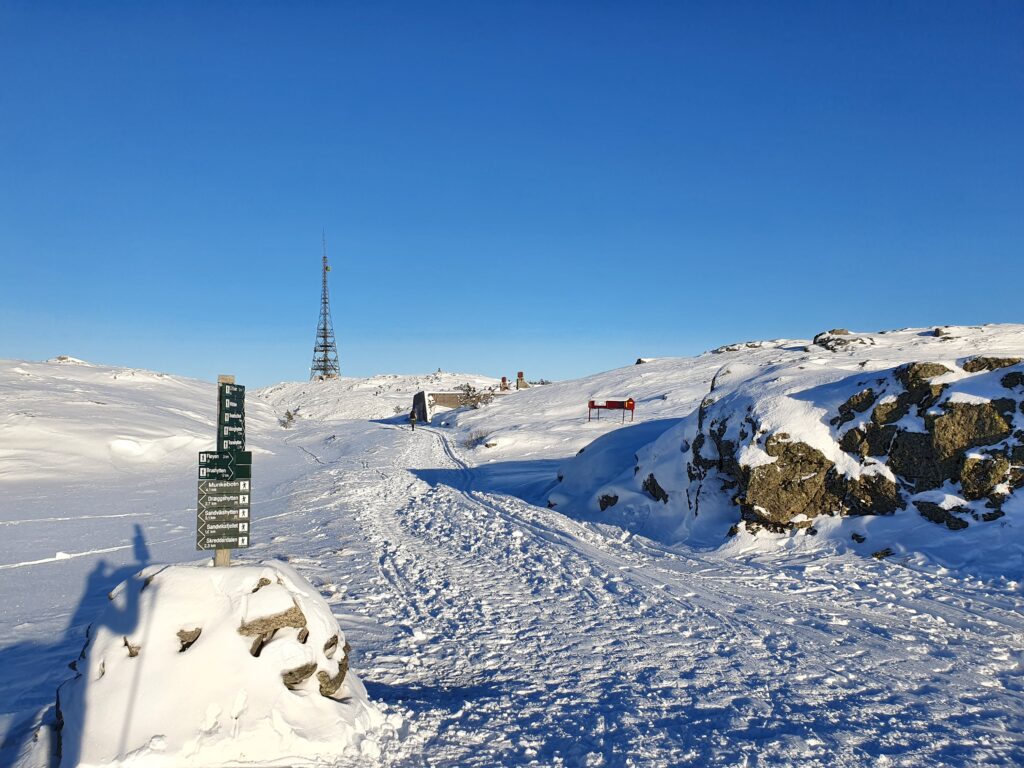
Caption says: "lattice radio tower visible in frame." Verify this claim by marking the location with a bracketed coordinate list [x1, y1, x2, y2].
[310, 233, 341, 380]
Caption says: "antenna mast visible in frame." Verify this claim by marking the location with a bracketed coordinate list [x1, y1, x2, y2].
[310, 232, 341, 380]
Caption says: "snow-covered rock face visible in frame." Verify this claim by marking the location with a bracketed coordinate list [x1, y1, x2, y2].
[548, 326, 1024, 577]
[56, 562, 387, 767]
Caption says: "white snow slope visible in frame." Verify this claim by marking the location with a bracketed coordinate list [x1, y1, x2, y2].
[2, 336, 1023, 767]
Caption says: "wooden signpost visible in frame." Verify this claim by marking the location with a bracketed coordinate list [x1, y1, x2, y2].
[197, 375, 251, 566]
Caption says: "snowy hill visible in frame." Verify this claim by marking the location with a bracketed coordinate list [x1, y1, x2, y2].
[0, 357, 217, 484]
[448, 325, 1024, 578]
[257, 371, 500, 422]
[2, 342, 1024, 766]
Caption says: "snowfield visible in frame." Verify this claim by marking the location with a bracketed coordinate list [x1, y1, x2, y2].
[2, 330, 1023, 767]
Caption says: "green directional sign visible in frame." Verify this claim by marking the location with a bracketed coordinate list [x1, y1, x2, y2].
[197, 519, 250, 537]
[198, 450, 251, 480]
[221, 409, 244, 424]
[221, 435, 245, 451]
[198, 479, 249, 494]
[199, 451, 252, 468]
[219, 383, 245, 401]
[197, 532, 250, 550]
[198, 509, 249, 523]
[201, 378, 251, 554]
[217, 384, 245, 452]
[199, 492, 249, 510]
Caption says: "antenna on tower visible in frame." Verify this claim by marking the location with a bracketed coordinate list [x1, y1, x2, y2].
[310, 233, 341, 380]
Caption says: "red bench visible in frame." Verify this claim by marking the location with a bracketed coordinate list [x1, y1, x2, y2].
[588, 398, 636, 423]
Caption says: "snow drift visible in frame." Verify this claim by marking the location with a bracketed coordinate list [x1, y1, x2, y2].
[56, 561, 388, 767]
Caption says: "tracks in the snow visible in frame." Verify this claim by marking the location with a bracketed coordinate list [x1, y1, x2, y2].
[265, 420, 1024, 767]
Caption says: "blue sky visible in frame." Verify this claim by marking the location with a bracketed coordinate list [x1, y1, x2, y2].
[2, 2, 1022, 386]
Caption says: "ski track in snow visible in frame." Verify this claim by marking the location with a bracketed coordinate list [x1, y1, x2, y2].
[241, 421, 1024, 768]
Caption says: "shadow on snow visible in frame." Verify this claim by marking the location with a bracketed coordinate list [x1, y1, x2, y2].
[0, 525, 150, 768]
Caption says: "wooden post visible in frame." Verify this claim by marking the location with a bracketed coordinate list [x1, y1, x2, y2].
[214, 374, 235, 568]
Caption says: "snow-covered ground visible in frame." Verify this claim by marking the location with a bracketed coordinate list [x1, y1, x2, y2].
[2, 336, 1023, 766]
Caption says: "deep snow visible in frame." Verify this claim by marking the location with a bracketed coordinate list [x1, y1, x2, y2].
[1, 335, 1023, 766]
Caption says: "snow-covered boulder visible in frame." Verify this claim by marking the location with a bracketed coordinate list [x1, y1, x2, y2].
[57, 561, 387, 767]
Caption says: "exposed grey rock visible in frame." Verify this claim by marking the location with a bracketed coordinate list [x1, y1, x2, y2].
[237, 603, 307, 637]
[599, 494, 619, 511]
[931, 403, 1012, 465]
[324, 634, 339, 659]
[888, 431, 945, 491]
[843, 473, 902, 516]
[895, 362, 950, 411]
[741, 436, 842, 527]
[317, 642, 351, 697]
[834, 388, 876, 427]
[643, 474, 669, 503]
[960, 455, 1010, 500]
[122, 637, 140, 658]
[281, 662, 317, 690]
[812, 331, 870, 352]
[177, 628, 201, 653]
[1001, 371, 1024, 390]
[872, 398, 910, 426]
[962, 356, 1021, 373]
[915, 501, 969, 531]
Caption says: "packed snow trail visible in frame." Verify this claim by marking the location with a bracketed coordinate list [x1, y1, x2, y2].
[244, 419, 1024, 767]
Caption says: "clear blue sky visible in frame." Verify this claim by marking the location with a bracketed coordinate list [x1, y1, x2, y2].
[2, 2, 1022, 386]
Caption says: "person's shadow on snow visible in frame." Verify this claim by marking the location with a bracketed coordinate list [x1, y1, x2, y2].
[0, 524, 150, 768]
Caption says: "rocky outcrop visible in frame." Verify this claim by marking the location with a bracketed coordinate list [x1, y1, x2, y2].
[685, 360, 1023, 535]
[962, 356, 1021, 373]
[811, 330, 873, 352]
[643, 474, 669, 503]
[738, 434, 902, 530]
[960, 455, 1010, 500]
[833, 388, 876, 427]
[915, 501, 969, 531]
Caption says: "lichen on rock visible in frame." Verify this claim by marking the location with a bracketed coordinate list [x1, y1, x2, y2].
[960, 455, 1010, 501]
[962, 356, 1021, 373]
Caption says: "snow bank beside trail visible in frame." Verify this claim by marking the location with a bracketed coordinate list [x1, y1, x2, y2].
[57, 561, 393, 767]
[0, 359, 278, 484]
[257, 371, 499, 423]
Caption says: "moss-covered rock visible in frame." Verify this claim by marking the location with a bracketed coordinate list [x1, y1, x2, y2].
[962, 356, 1021, 373]
[888, 431, 945, 491]
[843, 473, 902, 516]
[896, 362, 952, 387]
[960, 455, 1010, 500]
[741, 436, 843, 527]
[834, 388, 876, 427]
[872, 397, 911, 426]
[895, 362, 950, 411]
[931, 402, 1012, 464]
[840, 423, 898, 457]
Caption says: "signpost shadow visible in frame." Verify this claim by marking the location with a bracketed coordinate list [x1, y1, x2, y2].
[0, 525, 151, 768]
